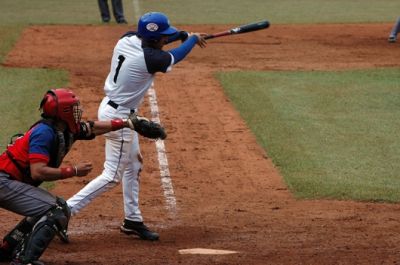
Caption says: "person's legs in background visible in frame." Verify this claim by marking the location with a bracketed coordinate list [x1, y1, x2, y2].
[111, 0, 127, 24]
[98, 0, 111, 23]
[389, 17, 400, 43]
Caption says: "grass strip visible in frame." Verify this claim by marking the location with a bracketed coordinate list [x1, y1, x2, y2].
[217, 69, 400, 202]
[0, 67, 69, 151]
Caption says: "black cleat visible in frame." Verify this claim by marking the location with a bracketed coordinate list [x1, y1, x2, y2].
[120, 220, 159, 241]
[0, 245, 12, 262]
[117, 19, 128, 24]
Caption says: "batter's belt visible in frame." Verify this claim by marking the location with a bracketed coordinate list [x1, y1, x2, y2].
[107, 100, 135, 114]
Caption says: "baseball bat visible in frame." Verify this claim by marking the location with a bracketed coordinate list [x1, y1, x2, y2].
[204, 20, 270, 40]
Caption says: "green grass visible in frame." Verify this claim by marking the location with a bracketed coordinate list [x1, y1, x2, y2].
[0, 0, 136, 25]
[217, 69, 400, 202]
[0, 68, 69, 151]
[139, 0, 400, 24]
[0, 2, 71, 150]
[0, 0, 399, 26]
[0, 25, 24, 62]
[0, 25, 69, 151]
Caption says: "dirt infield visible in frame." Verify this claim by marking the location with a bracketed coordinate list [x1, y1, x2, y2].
[1, 24, 400, 265]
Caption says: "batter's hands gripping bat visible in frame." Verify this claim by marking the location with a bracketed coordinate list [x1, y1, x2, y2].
[204, 20, 270, 40]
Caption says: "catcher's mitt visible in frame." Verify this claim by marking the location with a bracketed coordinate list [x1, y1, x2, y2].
[127, 113, 167, 140]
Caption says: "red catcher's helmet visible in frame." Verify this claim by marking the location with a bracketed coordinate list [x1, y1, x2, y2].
[39, 89, 82, 133]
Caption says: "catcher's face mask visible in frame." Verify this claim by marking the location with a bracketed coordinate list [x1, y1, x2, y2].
[73, 102, 83, 125]
[40, 88, 82, 133]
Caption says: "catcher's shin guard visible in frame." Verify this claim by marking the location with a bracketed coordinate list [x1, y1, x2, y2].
[0, 217, 36, 262]
[16, 203, 70, 263]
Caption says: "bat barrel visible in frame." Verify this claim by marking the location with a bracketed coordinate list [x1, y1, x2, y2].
[204, 20, 270, 40]
[234, 20, 270, 34]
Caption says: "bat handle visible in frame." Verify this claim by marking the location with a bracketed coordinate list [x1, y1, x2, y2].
[204, 31, 231, 40]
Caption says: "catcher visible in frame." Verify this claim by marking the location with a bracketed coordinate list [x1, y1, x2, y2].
[0, 88, 164, 265]
[67, 11, 206, 241]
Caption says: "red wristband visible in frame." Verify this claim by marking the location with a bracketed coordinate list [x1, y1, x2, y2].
[111, 118, 125, 130]
[60, 166, 75, 179]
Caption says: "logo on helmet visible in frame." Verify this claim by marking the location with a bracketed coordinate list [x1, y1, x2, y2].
[146, 23, 159, 32]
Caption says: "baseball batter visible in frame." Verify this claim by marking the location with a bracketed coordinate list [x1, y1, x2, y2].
[0, 89, 139, 265]
[67, 12, 206, 240]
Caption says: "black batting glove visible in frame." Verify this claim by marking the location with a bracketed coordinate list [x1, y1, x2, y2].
[179, 31, 189, 42]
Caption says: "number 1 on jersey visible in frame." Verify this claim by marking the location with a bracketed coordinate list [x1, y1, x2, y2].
[113, 55, 126, 83]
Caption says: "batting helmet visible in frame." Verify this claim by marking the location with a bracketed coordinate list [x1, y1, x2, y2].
[137, 12, 177, 41]
[40, 89, 82, 133]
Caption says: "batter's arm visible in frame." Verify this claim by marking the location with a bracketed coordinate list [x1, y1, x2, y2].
[168, 33, 206, 64]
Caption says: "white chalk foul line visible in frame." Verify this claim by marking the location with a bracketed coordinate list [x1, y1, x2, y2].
[147, 86, 177, 217]
[179, 248, 239, 255]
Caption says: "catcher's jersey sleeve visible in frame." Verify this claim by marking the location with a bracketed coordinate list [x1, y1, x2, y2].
[0, 124, 54, 180]
[28, 125, 54, 164]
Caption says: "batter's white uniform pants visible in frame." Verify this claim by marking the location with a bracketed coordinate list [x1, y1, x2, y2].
[67, 96, 143, 222]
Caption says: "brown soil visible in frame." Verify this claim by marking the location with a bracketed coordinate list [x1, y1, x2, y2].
[1, 23, 400, 265]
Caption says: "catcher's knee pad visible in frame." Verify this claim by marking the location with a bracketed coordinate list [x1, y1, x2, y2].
[16, 204, 70, 263]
